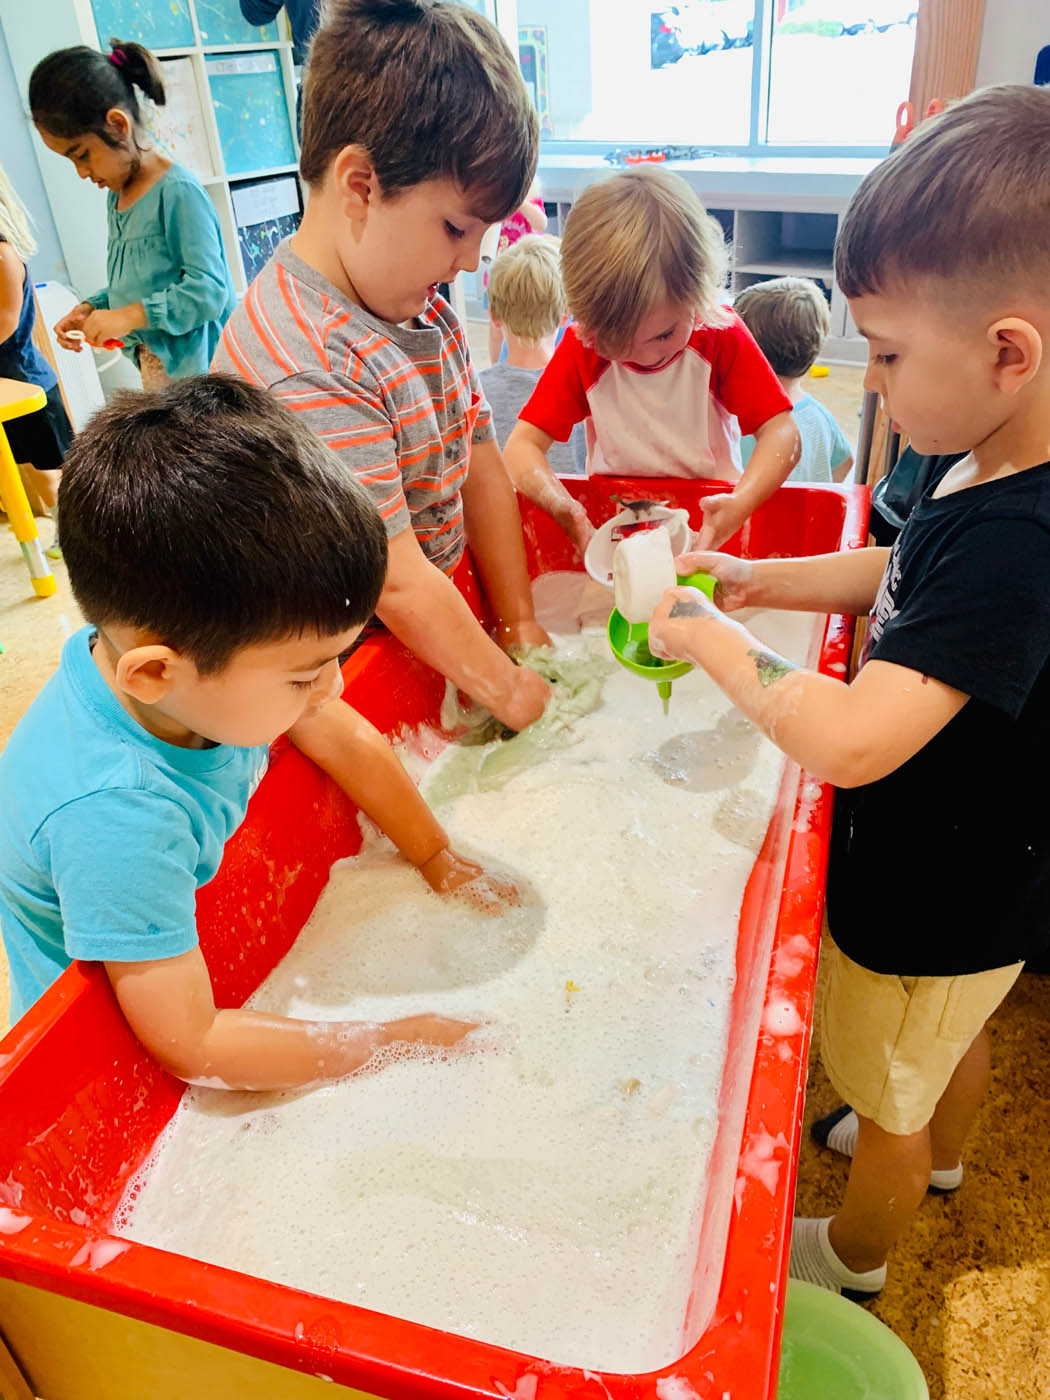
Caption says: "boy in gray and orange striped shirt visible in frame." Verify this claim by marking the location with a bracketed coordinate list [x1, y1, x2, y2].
[214, 0, 551, 734]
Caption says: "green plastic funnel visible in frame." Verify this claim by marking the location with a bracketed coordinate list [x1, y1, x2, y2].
[607, 571, 717, 713]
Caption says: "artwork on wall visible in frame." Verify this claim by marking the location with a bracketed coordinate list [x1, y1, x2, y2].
[206, 52, 296, 176]
[89, 0, 194, 49]
[149, 58, 216, 181]
[231, 174, 302, 284]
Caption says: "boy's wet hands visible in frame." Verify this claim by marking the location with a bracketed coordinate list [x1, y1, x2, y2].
[696, 492, 748, 552]
[418, 847, 521, 915]
[382, 1014, 480, 1050]
[496, 618, 552, 652]
[494, 664, 551, 732]
[673, 550, 753, 612]
[558, 499, 595, 558]
[648, 585, 720, 660]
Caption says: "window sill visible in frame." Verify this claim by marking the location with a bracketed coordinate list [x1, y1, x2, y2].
[537, 152, 881, 205]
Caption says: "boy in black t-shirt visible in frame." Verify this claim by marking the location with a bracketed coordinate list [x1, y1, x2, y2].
[647, 83, 1050, 1298]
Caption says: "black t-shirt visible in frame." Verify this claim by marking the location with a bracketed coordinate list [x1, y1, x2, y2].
[828, 459, 1050, 976]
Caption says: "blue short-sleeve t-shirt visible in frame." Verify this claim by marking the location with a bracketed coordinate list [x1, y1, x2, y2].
[0, 628, 268, 1022]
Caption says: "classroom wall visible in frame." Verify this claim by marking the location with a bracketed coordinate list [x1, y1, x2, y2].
[976, 0, 1049, 85]
[0, 26, 68, 286]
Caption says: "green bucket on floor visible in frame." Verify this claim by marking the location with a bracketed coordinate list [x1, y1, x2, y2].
[777, 1281, 929, 1400]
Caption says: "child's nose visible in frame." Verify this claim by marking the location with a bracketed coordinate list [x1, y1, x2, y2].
[318, 660, 344, 705]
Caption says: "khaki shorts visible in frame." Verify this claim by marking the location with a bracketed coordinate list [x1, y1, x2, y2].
[820, 940, 1023, 1136]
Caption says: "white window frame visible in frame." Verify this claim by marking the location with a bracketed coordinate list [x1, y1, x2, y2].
[495, 0, 907, 158]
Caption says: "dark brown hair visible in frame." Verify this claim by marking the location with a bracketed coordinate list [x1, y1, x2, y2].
[30, 41, 165, 144]
[836, 84, 1050, 301]
[734, 276, 830, 379]
[58, 375, 387, 673]
[300, 0, 538, 222]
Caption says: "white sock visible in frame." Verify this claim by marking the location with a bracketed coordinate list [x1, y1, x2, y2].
[789, 1216, 887, 1296]
[822, 1108, 964, 1192]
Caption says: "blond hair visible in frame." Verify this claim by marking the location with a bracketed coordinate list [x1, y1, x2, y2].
[734, 277, 829, 379]
[560, 166, 729, 357]
[488, 235, 565, 343]
[0, 165, 38, 261]
[836, 83, 1050, 302]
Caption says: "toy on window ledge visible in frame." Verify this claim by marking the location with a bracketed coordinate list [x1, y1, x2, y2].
[604, 145, 714, 166]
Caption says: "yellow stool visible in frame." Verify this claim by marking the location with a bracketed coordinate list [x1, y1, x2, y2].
[0, 377, 57, 599]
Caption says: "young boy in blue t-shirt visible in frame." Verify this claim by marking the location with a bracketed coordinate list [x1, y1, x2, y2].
[649, 83, 1050, 1298]
[735, 276, 854, 484]
[0, 375, 516, 1089]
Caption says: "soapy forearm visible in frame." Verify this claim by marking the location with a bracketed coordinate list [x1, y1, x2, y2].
[189, 1009, 391, 1090]
[107, 949, 476, 1091]
[462, 438, 539, 628]
[504, 423, 585, 536]
[377, 530, 548, 730]
[733, 412, 801, 513]
[288, 700, 448, 869]
[741, 547, 891, 616]
[659, 601, 874, 785]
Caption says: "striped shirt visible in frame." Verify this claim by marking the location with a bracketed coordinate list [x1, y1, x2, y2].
[213, 240, 494, 574]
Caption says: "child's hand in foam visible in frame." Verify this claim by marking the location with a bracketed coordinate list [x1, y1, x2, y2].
[673, 550, 754, 612]
[418, 847, 521, 915]
[496, 618, 553, 653]
[383, 1014, 479, 1050]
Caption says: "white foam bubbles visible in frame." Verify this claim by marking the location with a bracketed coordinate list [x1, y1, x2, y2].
[117, 610, 820, 1372]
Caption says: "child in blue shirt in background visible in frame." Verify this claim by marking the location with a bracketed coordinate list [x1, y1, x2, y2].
[29, 41, 236, 388]
[0, 375, 515, 1088]
[736, 277, 854, 484]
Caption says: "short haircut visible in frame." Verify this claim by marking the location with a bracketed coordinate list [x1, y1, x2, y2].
[560, 166, 729, 358]
[836, 83, 1050, 302]
[301, 0, 538, 224]
[30, 41, 165, 145]
[487, 235, 565, 343]
[734, 277, 830, 379]
[58, 375, 387, 674]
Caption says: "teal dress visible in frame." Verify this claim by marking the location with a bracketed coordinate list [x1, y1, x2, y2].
[85, 163, 236, 379]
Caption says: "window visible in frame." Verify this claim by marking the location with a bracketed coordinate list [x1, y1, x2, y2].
[767, 2, 918, 145]
[499, 0, 918, 155]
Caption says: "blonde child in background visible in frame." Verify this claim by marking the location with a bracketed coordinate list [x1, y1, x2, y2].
[214, 0, 551, 736]
[735, 277, 854, 484]
[480, 235, 584, 475]
[504, 166, 800, 557]
[0, 164, 72, 556]
[486, 175, 547, 365]
[30, 41, 235, 388]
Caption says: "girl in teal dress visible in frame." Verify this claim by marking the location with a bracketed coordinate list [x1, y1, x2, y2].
[29, 40, 235, 387]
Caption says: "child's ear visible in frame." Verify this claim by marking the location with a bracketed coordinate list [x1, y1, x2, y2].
[104, 107, 132, 144]
[989, 316, 1043, 397]
[330, 144, 376, 220]
[114, 645, 183, 707]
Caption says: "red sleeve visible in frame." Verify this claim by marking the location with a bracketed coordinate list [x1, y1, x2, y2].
[701, 312, 792, 435]
[519, 327, 601, 443]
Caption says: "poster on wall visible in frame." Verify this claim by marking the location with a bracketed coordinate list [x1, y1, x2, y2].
[518, 26, 552, 135]
[149, 58, 216, 181]
[231, 174, 303, 284]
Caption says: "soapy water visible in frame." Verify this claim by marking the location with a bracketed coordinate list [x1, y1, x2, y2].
[116, 579, 823, 1373]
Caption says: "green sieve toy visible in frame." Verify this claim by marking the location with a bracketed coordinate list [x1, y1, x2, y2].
[607, 571, 717, 714]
